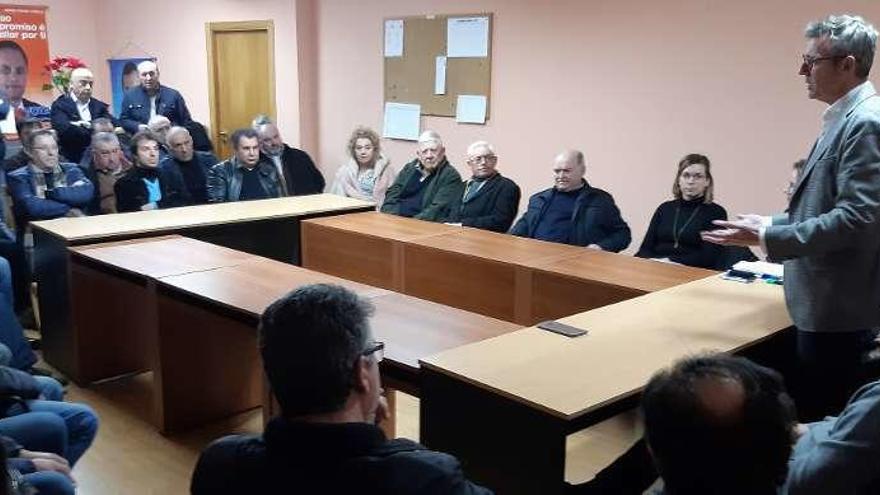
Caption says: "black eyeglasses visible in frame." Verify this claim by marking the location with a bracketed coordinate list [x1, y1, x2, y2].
[801, 54, 846, 70]
[362, 341, 385, 363]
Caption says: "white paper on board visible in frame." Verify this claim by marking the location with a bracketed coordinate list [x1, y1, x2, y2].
[447, 16, 489, 58]
[384, 19, 404, 57]
[434, 56, 447, 95]
[455, 95, 487, 124]
[383, 102, 421, 140]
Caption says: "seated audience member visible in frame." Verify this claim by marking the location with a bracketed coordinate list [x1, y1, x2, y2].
[81, 132, 131, 215]
[208, 128, 283, 202]
[191, 283, 492, 494]
[380, 131, 463, 221]
[572, 353, 880, 495]
[510, 150, 630, 251]
[76, 117, 118, 170]
[635, 154, 727, 268]
[254, 120, 324, 196]
[0, 261, 35, 372]
[49, 68, 115, 164]
[3, 118, 52, 173]
[147, 115, 171, 154]
[7, 129, 93, 229]
[0, 426, 75, 494]
[330, 126, 396, 206]
[160, 126, 217, 205]
[118, 60, 192, 134]
[114, 131, 189, 212]
[444, 141, 520, 232]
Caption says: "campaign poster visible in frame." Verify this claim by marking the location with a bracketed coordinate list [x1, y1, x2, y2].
[0, 5, 51, 138]
[108, 57, 153, 115]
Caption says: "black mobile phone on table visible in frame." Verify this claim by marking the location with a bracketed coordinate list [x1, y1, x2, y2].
[537, 320, 588, 338]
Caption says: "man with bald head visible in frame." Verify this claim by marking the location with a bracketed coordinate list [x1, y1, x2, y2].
[160, 126, 218, 204]
[254, 120, 324, 196]
[50, 67, 116, 163]
[381, 131, 463, 221]
[510, 150, 630, 251]
[119, 60, 192, 135]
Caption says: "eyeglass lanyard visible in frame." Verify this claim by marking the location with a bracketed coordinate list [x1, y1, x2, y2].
[673, 203, 702, 249]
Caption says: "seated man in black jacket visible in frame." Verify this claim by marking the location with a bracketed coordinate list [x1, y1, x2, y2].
[510, 150, 631, 252]
[191, 283, 493, 495]
[114, 131, 190, 212]
[444, 141, 520, 232]
[254, 121, 324, 196]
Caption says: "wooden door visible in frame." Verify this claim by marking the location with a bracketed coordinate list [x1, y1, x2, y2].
[206, 21, 276, 160]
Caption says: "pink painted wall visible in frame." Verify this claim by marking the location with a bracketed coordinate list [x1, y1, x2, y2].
[311, 0, 880, 252]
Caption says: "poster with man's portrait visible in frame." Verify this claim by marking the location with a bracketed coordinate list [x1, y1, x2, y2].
[0, 5, 52, 137]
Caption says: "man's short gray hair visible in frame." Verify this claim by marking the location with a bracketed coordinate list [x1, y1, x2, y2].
[806, 14, 878, 78]
[418, 130, 442, 148]
[166, 126, 190, 142]
[467, 140, 496, 157]
[91, 131, 119, 149]
[252, 114, 273, 129]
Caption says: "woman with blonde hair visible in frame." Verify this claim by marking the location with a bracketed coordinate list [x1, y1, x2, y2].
[330, 127, 396, 207]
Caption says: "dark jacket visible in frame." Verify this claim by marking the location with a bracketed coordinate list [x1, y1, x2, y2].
[7, 163, 94, 226]
[381, 158, 463, 222]
[445, 173, 521, 232]
[114, 165, 191, 213]
[208, 157, 283, 203]
[264, 144, 325, 196]
[510, 181, 631, 252]
[160, 151, 218, 205]
[635, 198, 728, 269]
[119, 85, 192, 134]
[191, 418, 493, 495]
[50, 95, 115, 163]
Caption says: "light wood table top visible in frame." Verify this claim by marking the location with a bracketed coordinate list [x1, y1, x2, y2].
[70, 235, 259, 279]
[531, 250, 716, 293]
[303, 211, 457, 242]
[32, 194, 374, 242]
[405, 227, 584, 267]
[421, 275, 791, 420]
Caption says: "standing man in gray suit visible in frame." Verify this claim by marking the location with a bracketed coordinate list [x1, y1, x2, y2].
[703, 14, 880, 420]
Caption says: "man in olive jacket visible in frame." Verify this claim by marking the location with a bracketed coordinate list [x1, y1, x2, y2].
[380, 131, 462, 221]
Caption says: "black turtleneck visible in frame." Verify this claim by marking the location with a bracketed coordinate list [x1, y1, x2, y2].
[635, 196, 727, 269]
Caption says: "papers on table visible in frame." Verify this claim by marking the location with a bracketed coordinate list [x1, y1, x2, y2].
[447, 16, 489, 57]
[383, 102, 421, 140]
[455, 95, 487, 124]
[732, 260, 784, 279]
[384, 19, 404, 57]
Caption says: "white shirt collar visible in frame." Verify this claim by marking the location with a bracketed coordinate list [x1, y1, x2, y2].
[822, 81, 876, 128]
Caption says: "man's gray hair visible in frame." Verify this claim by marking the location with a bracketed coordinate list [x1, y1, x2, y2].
[166, 126, 190, 142]
[90, 131, 119, 148]
[806, 14, 878, 78]
[418, 130, 442, 148]
[467, 140, 496, 156]
[252, 114, 273, 129]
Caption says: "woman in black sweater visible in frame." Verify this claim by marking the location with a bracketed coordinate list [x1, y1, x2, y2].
[636, 153, 727, 269]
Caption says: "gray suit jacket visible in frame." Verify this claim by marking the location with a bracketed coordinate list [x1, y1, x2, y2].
[765, 82, 880, 332]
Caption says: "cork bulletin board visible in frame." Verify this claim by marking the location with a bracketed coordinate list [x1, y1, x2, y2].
[384, 13, 493, 118]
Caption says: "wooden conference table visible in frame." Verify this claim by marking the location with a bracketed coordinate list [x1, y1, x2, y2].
[419, 276, 793, 495]
[66, 235, 519, 431]
[301, 212, 715, 324]
[31, 194, 373, 379]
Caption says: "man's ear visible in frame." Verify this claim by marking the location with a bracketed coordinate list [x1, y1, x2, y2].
[352, 356, 371, 393]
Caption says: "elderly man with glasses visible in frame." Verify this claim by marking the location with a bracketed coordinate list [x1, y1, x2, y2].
[443, 141, 521, 233]
[192, 284, 492, 494]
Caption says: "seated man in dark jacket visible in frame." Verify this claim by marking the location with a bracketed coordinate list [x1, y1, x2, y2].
[191, 283, 492, 495]
[254, 121, 324, 196]
[7, 129, 93, 230]
[114, 131, 190, 213]
[80, 132, 131, 215]
[444, 141, 520, 232]
[160, 126, 217, 205]
[381, 131, 463, 222]
[510, 150, 630, 252]
[208, 128, 283, 203]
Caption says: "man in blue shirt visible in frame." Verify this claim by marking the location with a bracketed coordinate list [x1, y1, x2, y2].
[510, 150, 630, 252]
